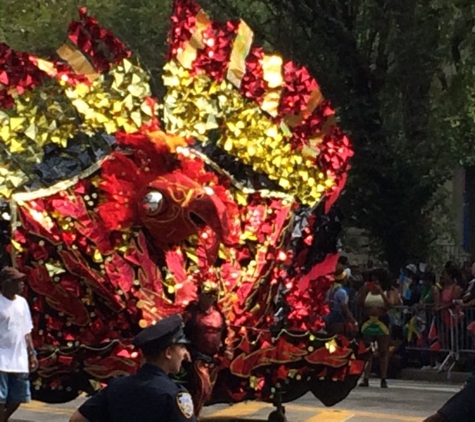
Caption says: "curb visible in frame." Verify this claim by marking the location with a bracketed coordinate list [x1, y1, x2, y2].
[398, 368, 471, 384]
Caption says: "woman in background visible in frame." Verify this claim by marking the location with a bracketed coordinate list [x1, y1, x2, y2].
[436, 266, 463, 350]
[358, 268, 398, 388]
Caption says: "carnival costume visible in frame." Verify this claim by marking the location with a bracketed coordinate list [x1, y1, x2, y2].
[0, 0, 368, 413]
[183, 283, 229, 416]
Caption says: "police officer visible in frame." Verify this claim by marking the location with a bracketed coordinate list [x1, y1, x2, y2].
[69, 314, 196, 422]
[423, 375, 475, 422]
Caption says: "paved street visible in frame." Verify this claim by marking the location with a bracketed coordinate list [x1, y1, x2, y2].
[11, 379, 460, 421]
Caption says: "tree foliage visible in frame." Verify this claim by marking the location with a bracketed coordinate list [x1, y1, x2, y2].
[201, 0, 475, 269]
[0, 0, 172, 92]
[2, 0, 475, 269]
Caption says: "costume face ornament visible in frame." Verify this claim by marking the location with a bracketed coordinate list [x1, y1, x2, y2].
[1, 0, 367, 407]
[142, 191, 163, 215]
[137, 172, 232, 263]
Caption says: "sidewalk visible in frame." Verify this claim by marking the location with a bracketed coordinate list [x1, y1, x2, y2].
[398, 368, 471, 383]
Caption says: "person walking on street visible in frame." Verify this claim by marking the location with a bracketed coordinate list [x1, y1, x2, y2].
[69, 314, 196, 422]
[357, 268, 396, 388]
[0, 266, 38, 422]
[326, 270, 358, 336]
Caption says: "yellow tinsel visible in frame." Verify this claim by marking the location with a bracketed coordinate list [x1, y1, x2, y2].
[162, 62, 334, 205]
[64, 58, 157, 135]
[0, 56, 157, 199]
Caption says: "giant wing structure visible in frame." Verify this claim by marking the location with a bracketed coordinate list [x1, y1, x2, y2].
[0, 0, 365, 406]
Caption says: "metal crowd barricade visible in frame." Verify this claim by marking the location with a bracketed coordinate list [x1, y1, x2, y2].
[347, 301, 474, 378]
[391, 305, 460, 377]
[458, 307, 475, 355]
[438, 309, 459, 377]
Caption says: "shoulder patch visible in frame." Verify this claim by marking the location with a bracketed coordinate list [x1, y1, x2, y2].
[176, 391, 194, 419]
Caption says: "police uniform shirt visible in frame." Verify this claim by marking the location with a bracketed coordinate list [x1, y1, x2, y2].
[78, 363, 196, 422]
[437, 375, 475, 422]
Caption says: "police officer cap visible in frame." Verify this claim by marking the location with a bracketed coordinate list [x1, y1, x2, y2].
[133, 314, 189, 353]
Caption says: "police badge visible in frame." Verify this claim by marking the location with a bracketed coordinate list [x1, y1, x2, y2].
[176, 391, 194, 419]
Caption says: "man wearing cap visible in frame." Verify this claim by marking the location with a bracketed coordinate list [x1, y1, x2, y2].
[69, 314, 197, 422]
[183, 282, 233, 416]
[0, 266, 38, 422]
[325, 269, 358, 336]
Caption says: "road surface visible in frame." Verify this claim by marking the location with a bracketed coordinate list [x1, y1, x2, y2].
[11, 379, 460, 421]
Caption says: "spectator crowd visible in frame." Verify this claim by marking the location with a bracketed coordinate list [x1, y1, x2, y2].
[326, 257, 475, 386]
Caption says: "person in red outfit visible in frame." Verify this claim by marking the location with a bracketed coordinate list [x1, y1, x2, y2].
[183, 282, 233, 417]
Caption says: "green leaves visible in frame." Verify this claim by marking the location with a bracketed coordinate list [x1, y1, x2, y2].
[197, 0, 475, 268]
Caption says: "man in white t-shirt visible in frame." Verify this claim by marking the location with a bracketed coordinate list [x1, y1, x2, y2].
[0, 267, 38, 422]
